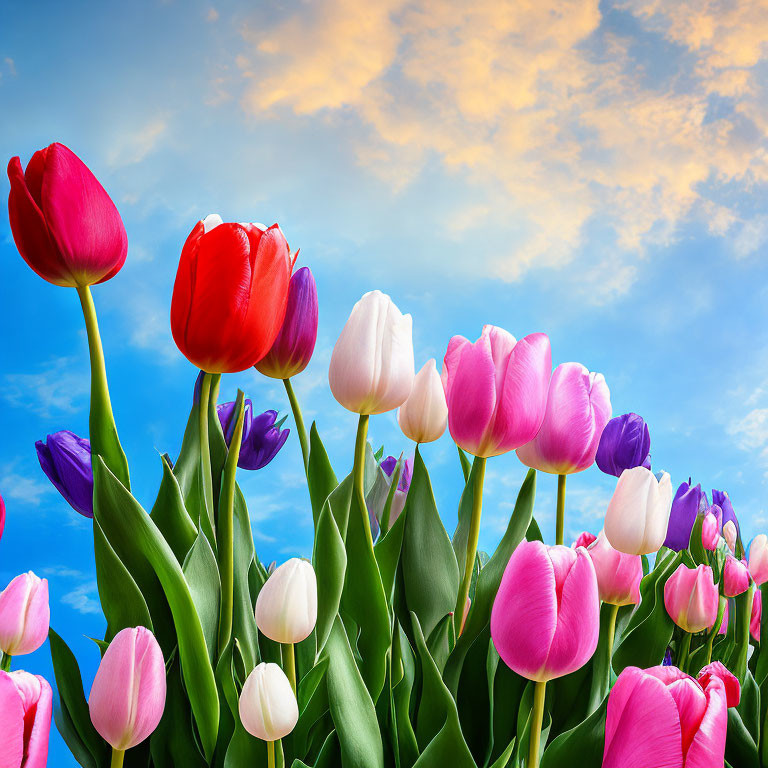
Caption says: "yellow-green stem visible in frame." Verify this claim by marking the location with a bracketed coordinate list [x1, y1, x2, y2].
[556, 474, 566, 546]
[283, 378, 310, 473]
[0, 652, 11, 672]
[529, 680, 547, 767]
[455, 457, 487, 631]
[353, 415, 373, 549]
[110, 749, 125, 768]
[198, 372, 215, 538]
[284, 642, 297, 695]
[267, 740, 276, 768]
[606, 603, 620, 685]
[678, 631, 692, 673]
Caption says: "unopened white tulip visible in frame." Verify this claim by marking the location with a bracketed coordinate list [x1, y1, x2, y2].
[397, 359, 448, 443]
[255, 558, 317, 643]
[723, 520, 737, 553]
[604, 467, 674, 555]
[239, 663, 298, 741]
[329, 290, 414, 415]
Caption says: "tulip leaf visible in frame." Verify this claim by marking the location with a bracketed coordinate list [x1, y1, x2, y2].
[92, 456, 219, 761]
[688, 513, 708, 565]
[308, 422, 339, 527]
[511, 681, 552, 768]
[457, 447, 472, 484]
[374, 496, 407, 602]
[392, 623, 419, 768]
[725, 669, 760, 768]
[539, 699, 606, 768]
[754, 583, 768, 687]
[728, 584, 755, 683]
[289, 656, 330, 758]
[182, 529, 221, 661]
[150, 454, 198, 564]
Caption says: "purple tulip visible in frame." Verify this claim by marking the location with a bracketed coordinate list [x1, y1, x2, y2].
[367, 456, 413, 539]
[712, 489, 739, 541]
[35, 431, 93, 518]
[663, 479, 703, 551]
[380, 455, 413, 493]
[595, 412, 651, 478]
[217, 400, 289, 470]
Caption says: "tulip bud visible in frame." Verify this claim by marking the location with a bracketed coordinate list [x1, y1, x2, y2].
[751, 589, 761, 642]
[329, 291, 414, 415]
[572, 531, 597, 549]
[88, 627, 166, 750]
[662, 480, 703, 551]
[517, 362, 612, 474]
[7, 143, 127, 287]
[712, 489, 739, 541]
[724, 521, 738, 553]
[217, 401, 289, 470]
[604, 467, 673, 555]
[749, 534, 768, 586]
[491, 540, 599, 681]
[586, 531, 643, 606]
[724, 555, 750, 597]
[0, 670, 52, 767]
[664, 564, 719, 633]
[0, 573, 49, 656]
[35, 430, 93, 518]
[442, 325, 551, 458]
[701, 511, 719, 551]
[239, 662, 298, 741]
[255, 558, 317, 644]
[397, 359, 448, 443]
[595, 412, 651, 478]
[366, 456, 413, 538]
[255, 267, 318, 379]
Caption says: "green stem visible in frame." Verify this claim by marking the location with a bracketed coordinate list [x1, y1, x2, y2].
[704, 596, 727, 667]
[198, 372, 215, 538]
[76, 285, 130, 489]
[529, 680, 546, 767]
[283, 378, 310, 473]
[678, 631, 692, 673]
[0, 652, 11, 672]
[217, 390, 245, 656]
[267, 740, 275, 768]
[556, 474, 566, 546]
[353, 415, 373, 549]
[284, 642, 297, 695]
[606, 603, 620, 684]
[110, 749, 125, 768]
[455, 456, 487, 631]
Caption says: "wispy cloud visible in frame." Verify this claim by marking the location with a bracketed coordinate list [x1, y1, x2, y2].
[107, 115, 169, 167]
[3, 356, 88, 416]
[0, 460, 53, 506]
[42, 566, 102, 615]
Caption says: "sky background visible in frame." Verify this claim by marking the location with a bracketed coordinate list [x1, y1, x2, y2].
[2, 0, 768, 764]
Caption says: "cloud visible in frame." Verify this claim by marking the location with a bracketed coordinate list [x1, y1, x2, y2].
[0, 461, 53, 506]
[729, 407, 768, 450]
[43, 566, 101, 615]
[2, 356, 88, 416]
[107, 116, 169, 167]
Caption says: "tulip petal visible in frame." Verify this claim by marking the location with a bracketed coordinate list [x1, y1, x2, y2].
[684, 675, 729, 768]
[14, 673, 52, 768]
[697, 662, 740, 708]
[0, 671, 25, 767]
[665, 678, 708, 756]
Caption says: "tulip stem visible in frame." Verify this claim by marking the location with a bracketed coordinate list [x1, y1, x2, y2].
[0, 652, 11, 672]
[606, 602, 620, 682]
[76, 285, 130, 489]
[284, 641, 297, 694]
[455, 456, 487, 632]
[704, 596, 727, 667]
[267, 740, 276, 768]
[283, 377, 309, 473]
[678, 631, 692, 673]
[556, 474, 566, 546]
[529, 680, 546, 767]
[217, 390, 245, 657]
[198, 372, 216, 542]
[353, 415, 374, 549]
[110, 749, 125, 768]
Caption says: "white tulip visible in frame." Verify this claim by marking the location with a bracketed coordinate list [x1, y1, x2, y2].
[723, 520, 737, 553]
[604, 467, 673, 555]
[239, 663, 298, 741]
[397, 359, 448, 443]
[255, 558, 317, 644]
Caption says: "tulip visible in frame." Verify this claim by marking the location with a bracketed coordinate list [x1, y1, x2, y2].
[602, 662, 739, 768]
[604, 467, 674, 555]
[724, 555, 750, 597]
[595, 412, 651, 478]
[663, 480, 703, 551]
[664, 564, 719, 633]
[586, 531, 643, 606]
[712, 488, 739, 541]
[35, 430, 93, 518]
[718, 600, 729, 635]
[239, 662, 298, 741]
[573, 531, 597, 549]
[218, 401, 289, 470]
[329, 290, 414, 415]
[751, 589, 761, 642]
[397, 359, 448, 443]
[367, 456, 413, 538]
[724, 521, 738, 553]
[701, 511, 719, 551]
[0, 573, 49, 657]
[0, 670, 52, 768]
[255, 267, 318, 379]
[749, 534, 768, 586]
[7, 143, 127, 288]
[88, 627, 166, 752]
[171, 215, 294, 373]
[517, 362, 612, 475]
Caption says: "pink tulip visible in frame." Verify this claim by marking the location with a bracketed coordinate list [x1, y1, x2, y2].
[718, 600, 729, 635]
[0, 573, 49, 656]
[88, 627, 166, 750]
[573, 531, 597, 549]
[490, 540, 599, 681]
[723, 520, 737, 553]
[701, 512, 719, 551]
[442, 325, 551, 458]
[751, 589, 761, 642]
[748, 534, 768, 586]
[516, 362, 612, 474]
[586, 531, 643, 606]
[0, 670, 52, 768]
[724, 555, 750, 597]
[664, 564, 719, 633]
[602, 662, 739, 768]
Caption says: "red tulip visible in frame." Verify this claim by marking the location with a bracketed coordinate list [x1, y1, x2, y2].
[7, 143, 127, 287]
[171, 215, 294, 373]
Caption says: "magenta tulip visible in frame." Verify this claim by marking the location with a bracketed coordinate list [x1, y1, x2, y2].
[573, 530, 597, 549]
[442, 325, 551, 458]
[748, 534, 768, 586]
[88, 627, 166, 751]
[723, 555, 750, 598]
[664, 564, 719, 633]
[752, 589, 761, 642]
[719, 600, 729, 635]
[602, 662, 739, 768]
[0, 573, 49, 656]
[517, 362, 611, 474]
[586, 531, 643, 606]
[701, 511, 719, 551]
[0, 670, 52, 768]
[490, 540, 599, 681]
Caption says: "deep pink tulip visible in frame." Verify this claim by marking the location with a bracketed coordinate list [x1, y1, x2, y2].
[748, 534, 768, 586]
[88, 627, 166, 750]
[701, 512, 719, 551]
[664, 564, 719, 634]
[0, 670, 52, 768]
[718, 600, 729, 635]
[586, 531, 643, 606]
[0, 573, 49, 656]
[7, 143, 127, 287]
[751, 589, 761, 642]
[602, 662, 739, 768]
[517, 362, 612, 474]
[573, 530, 597, 549]
[490, 540, 599, 682]
[442, 325, 551, 458]
[724, 555, 750, 598]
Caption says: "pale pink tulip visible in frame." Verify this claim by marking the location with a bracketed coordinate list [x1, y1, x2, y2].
[723, 555, 750, 598]
[0, 670, 52, 768]
[0, 573, 49, 656]
[701, 512, 719, 551]
[664, 564, 719, 634]
[397, 359, 448, 443]
[752, 589, 761, 642]
[586, 531, 643, 606]
[723, 520, 737, 553]
[748, 534, 768, 586]
[239, 662, 298, 741]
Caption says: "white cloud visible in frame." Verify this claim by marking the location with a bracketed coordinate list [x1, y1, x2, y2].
[0, 462, 53, 506]
[729, 408, 768, 450]
[2, 356, 88, 417]
[107, 116, 169, 167]
[42, 567, 102, 615]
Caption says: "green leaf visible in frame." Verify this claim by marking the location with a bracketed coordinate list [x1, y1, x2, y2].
[313, 495, 347, 654]
[289, 656, 330, 759]
[392, 624, 419, 768]
[539, 700, 605, 768]
[511, 682, 551, 768]
[688, 513, 707, 565]
[457, 447, 472, 484]
[754, 582, 768, 687]
[308, 422, 339, 528]
[150, 454, 198, 564]
[182, 529, 221, 661]
[728, 584, 755, 683]
[374, 498, 407, 602]
[726, 669, 760, 768]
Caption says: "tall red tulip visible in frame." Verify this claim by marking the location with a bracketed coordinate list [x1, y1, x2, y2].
[7, 143, 127, 287]
[171, 214, 294, 373]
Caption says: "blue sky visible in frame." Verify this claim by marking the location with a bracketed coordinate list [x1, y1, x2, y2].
[2, 0, 768, 764]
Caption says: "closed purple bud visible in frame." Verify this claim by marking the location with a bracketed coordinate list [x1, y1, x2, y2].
[595, 412, 651, 478]
[217, 400, 289, 470]
[663, 479, 703, 551]
[35, 430, 93, 518]
[712, 489, 739, 542]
